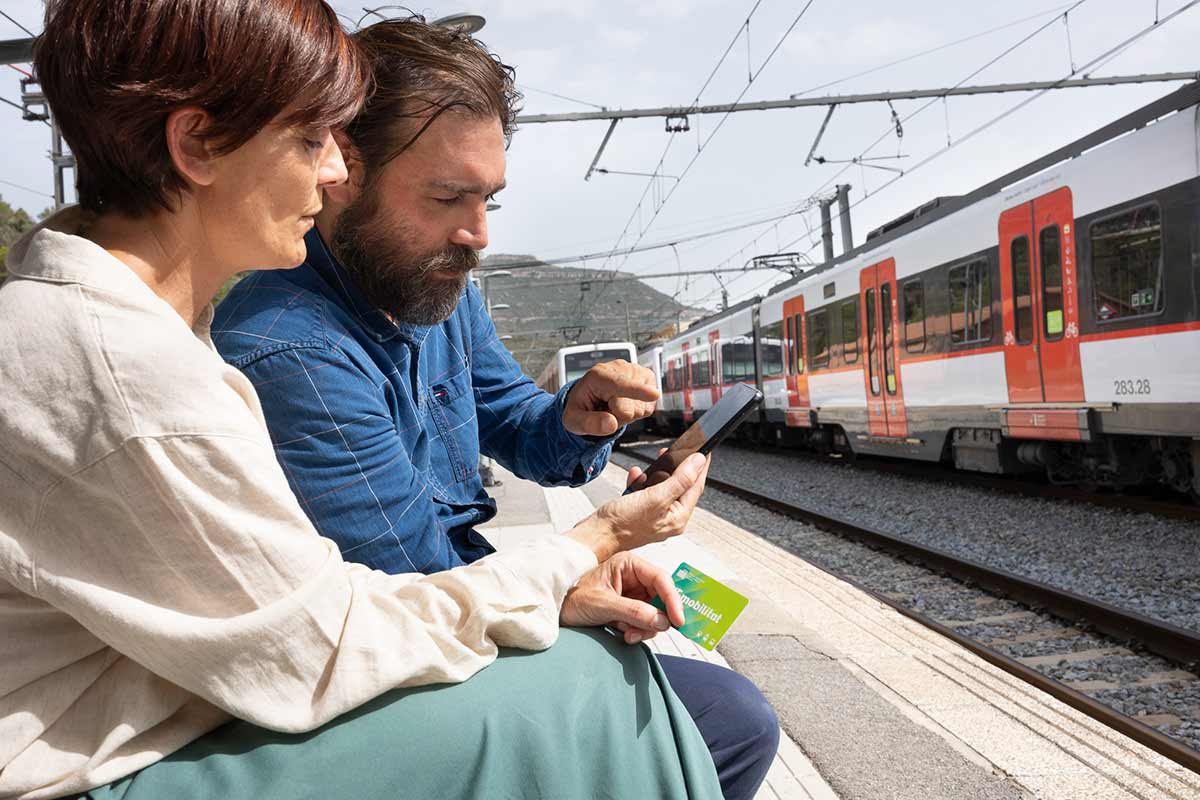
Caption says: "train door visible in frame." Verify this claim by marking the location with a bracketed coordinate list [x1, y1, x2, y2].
[998, 187, 1084, 402]
[859, 259, 908, 437]
[782, 295, 810, 425]
[709, 330, 722, 405]
[681, 341, 694, 424]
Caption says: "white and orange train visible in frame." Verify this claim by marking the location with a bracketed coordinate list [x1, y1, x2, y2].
[648, 82, 1200, 498]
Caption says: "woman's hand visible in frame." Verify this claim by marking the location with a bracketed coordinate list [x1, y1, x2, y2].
[559, 553, 686, 644]
[566, 451, 709, 562]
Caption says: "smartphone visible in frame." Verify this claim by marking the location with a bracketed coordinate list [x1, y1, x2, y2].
[624, 382, 763, 494]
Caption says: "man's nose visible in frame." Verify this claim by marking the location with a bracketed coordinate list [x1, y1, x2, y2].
[449, 202, 489, 251]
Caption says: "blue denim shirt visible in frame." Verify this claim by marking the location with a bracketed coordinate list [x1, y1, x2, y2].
[212, 229, 615, 574]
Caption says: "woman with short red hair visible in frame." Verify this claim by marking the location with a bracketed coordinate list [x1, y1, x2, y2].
[0, 2, 723, 799]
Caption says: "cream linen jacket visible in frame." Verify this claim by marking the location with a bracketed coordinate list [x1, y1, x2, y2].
[0, 209, 597, 800]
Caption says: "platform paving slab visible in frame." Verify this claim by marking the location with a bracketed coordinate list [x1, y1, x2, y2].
[480, 460, 1200, 800]
[481, 463, 837, 800]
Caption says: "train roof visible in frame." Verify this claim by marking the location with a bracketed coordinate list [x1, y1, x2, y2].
[556, 341, 635, 355]
[678, 294, 761, 331]
[765, 80, 1200, 298]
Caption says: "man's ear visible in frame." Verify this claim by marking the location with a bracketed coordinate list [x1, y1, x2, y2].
[164, 108, 218, 188]
[324, 130, 363, 205]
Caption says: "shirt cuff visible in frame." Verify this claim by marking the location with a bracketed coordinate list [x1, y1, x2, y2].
[556, 379, 625, 451]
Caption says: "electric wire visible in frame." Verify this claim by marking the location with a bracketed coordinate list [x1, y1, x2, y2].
[765, 1, 1200, 282]
[520, 85, 607, 111]
[0, 177, 54, 199]
[708, 0, 1092, 279]
[586, 0, 770, 300]
[0, 10, 35, 37]
[601, 0, 817, 278]
[701, 0, 1199, 313]
[790, 2, 1079, 98]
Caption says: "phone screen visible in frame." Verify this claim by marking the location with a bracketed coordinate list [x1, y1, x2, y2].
[625, 383, 762, 493]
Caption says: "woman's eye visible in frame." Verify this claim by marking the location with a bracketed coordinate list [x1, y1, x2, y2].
[303, 138, 323, 151]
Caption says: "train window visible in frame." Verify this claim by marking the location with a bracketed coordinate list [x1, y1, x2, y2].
[1090, 204, 1163, 322]
[759, 320, 785, 376]
[807, 310, 830, 369]
[949, 259, 992, 345]
[784, 317, 794, 375]
[793, 314, 806, 373]
[721, 339, 755, 382]
[841, 298, 859, 363]
[1011, 237, 1033, 345]
[881, 284, 896, 394]
[1040, 227, 1064, 341]
[690, 352, 711, 388]
[902, 279, 926, 353]
[866, 289, 880, 395]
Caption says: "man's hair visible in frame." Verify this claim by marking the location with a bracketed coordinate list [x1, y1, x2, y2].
[346, 16, 521, 174]
[34, 0, 368, 217]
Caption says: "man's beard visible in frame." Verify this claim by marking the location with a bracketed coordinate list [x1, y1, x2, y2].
[329, 191, 479, 326]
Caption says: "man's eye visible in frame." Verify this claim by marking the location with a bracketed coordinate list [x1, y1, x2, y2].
[434, 196, 460, 205]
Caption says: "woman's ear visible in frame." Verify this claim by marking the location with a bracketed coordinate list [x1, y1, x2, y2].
[323, 130, 362, 206]
[165, 108, 218, 187]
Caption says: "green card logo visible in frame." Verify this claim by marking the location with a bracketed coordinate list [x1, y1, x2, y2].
[653, 562, 749, 651]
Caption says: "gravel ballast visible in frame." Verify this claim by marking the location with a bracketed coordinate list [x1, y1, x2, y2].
[629, 442, 1200, 634]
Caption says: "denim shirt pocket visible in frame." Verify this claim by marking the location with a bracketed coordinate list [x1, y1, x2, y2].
[426, 365, 478, 485]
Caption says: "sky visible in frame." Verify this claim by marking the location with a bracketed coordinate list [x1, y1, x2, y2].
[3, 0, 1199, 314]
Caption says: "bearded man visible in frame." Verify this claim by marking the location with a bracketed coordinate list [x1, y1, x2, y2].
[214, 17, 778, 800]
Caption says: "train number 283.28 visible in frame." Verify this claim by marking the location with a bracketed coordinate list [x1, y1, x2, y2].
[1113, 378, 1152, 396]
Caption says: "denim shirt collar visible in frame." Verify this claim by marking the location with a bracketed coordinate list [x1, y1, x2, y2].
[303, 228, 432, 346]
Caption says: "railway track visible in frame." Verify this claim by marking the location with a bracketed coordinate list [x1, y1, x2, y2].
[724, 436, 1200, 523]
[616, 445, 1200, 775]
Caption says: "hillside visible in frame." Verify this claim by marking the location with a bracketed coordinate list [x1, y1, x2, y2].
[480, 254, 708, 377]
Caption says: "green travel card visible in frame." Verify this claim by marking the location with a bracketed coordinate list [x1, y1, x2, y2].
[652, 562, 749, 651]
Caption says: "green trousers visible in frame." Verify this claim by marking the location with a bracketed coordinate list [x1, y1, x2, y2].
[85, 628, 722, 800]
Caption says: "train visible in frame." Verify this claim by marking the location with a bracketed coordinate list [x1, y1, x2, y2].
[535, 341, 639, 394]
[644, 82, 1200, 501]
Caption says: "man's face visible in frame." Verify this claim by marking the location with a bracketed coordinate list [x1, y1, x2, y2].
[331, 112, 506, 325]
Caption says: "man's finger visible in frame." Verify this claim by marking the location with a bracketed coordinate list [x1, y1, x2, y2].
[642, 452, 706, 507]
[674, 453, 711, 513]
[607, 397, 655, 424]
[574, 410, 620, 437]
[625, 466, 643, 488]
[582, 368, 660, 404]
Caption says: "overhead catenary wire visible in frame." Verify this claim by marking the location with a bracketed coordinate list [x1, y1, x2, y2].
[790, 1, 1079, 98]
[705, 2, 1200, 314]
[599, 0, 818, 280]
[766, 1, 1200, 274]
[706, 0, 1093, 282]
[590, 0, 768, 282]
[0, 10, 36, 37]
[0, 177, 54, 199]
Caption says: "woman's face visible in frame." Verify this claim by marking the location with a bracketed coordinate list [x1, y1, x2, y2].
[201, 121, 347, 271]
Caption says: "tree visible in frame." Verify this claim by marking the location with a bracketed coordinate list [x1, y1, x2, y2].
[0, 196, 38, 282]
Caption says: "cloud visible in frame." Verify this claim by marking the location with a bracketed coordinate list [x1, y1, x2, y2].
[784, 18, 938, 66]
[598, 26, 649, 48]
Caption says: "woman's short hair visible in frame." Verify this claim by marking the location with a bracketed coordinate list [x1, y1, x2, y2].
[34, 0, 369, 217]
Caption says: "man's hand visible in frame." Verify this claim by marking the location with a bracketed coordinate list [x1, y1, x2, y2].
[563, 360, 660, 437]
[560, 553, 686, 644]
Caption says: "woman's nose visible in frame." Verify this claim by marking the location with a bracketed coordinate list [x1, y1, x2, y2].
[317, 132, 349, 187]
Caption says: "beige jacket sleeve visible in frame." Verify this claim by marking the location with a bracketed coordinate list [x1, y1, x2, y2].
[28, 429, 597, 734]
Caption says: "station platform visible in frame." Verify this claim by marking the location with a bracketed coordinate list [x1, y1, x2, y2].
[478, 460, 1200, 800]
